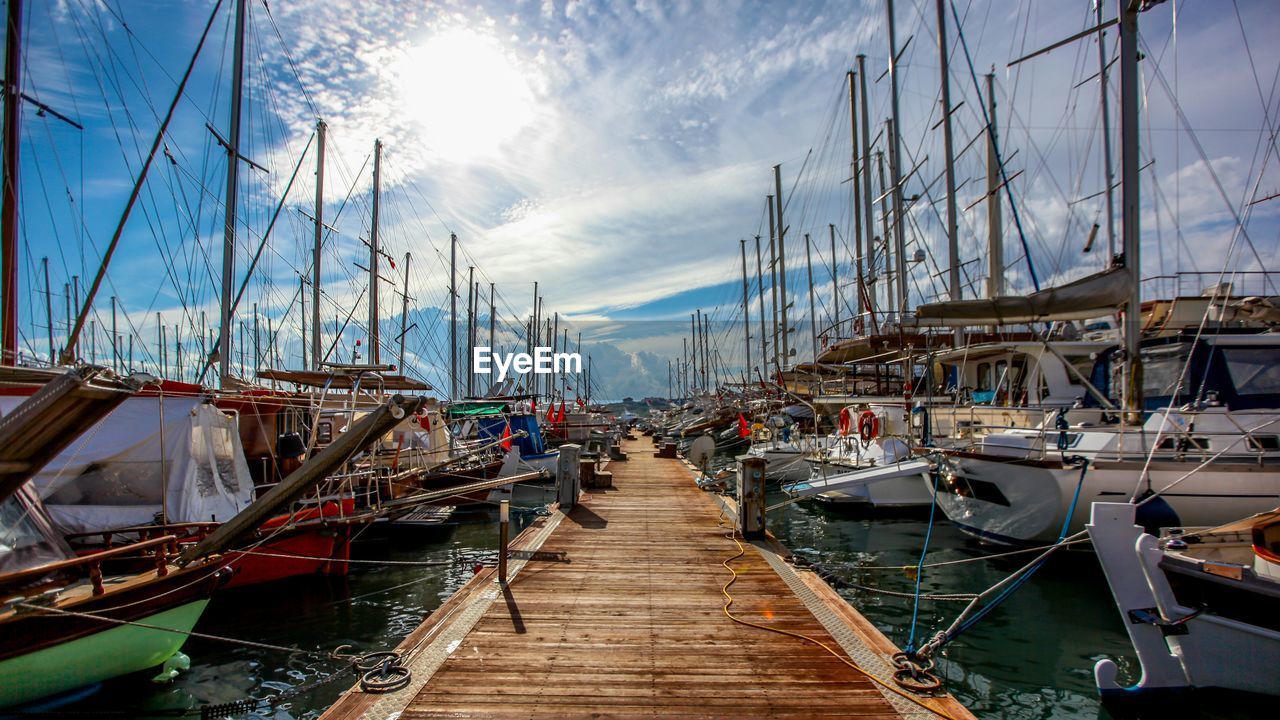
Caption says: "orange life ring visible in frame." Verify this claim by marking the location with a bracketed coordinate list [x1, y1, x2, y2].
[838, 407, 853, 436]
[858, 410, 880, 442]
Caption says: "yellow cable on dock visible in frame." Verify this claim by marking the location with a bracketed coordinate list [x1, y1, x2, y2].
[718, 528, 963, 720]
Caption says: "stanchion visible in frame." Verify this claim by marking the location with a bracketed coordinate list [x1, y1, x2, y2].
[498, 500, 510, 583]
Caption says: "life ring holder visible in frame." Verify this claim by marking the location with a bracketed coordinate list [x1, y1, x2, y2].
[858, 410, 880, 446]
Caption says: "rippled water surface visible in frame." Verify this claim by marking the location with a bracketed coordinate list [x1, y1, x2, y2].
[47, 476, 1247, 720]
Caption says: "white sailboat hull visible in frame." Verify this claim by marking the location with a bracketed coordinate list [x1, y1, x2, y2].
[1089, 503, 1280, 699]
[935, 453, 1280, 545]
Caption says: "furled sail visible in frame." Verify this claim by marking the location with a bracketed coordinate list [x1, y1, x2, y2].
[914, 267, 1132, 326]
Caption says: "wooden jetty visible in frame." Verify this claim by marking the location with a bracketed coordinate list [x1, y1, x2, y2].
[320, 438, 974, 719]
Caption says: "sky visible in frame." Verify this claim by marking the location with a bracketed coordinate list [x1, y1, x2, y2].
[11, 0, 1280, 399]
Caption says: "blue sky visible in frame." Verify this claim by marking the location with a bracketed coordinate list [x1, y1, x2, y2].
[11, 0, 1280, 399]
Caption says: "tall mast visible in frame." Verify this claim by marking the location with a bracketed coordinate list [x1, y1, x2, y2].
[398, 252, 410, 370]
[369, 138, 382, 364]
[682, 337, 688, 396]
[218, 0, 248, 385]
[42, 257, 53, 365]
[876, 149, 892, 316]
[700, 310, 710, 390]
[986, 73, 1004, 297]
[690, 313, 698, 393]
[740, 239, 751, 377]
[1098, 0, 1117, 258]
[935, 0, 961, 304]
[766, 195, 779, 377]
[885, 0, 908, 316]
[530, 282, 538, 356]
[466, 266, 475, 396]
[804, 233, 818, 362]
[753, 235, 767, 379]
[1, 0, 21, 365]
[299, 276, 307, 368]
[312, 119, 325, 368]
[551, 311, 559, 400]
[847, 70, 864, 324]
[449, 232, 457, 400]
[773, 165, 789, 368]
[1118, 0, 1142, 413]
[829, 224, 840, 337]
[110, 296, 118, 373]
[488, 282, 495, 355]
[887, 119, 907, 314]
[857, 55, 876, 325]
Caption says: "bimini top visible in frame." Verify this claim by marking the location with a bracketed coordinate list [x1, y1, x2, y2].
[256, 368, 432, 391]
[915, 267, 1132, 326]
[445, 400, 512, 417]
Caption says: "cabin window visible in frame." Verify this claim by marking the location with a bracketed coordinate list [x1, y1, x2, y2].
[1247, 435, 1280, 451]
[976, 362, 992, 391]
[1142, 343, 1191, 399]
[1221, 347, 1280, 397]
[316, 421, 333, 445]
[1156, 436, 1209, 451]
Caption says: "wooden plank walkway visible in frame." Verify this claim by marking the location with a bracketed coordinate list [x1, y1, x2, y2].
[320, 438, 974, 720]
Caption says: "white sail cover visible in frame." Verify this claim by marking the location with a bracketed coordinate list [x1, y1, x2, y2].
[0, 395, 254, 534]
[914, 267, 1132, 326]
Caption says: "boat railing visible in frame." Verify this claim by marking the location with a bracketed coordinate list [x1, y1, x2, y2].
[2, 534, 182, 598]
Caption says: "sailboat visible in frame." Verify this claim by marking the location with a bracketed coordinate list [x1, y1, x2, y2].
[902, 1, 1280, 546]
[1089, 501, 1280, 701]
[0, 367, 232, 708]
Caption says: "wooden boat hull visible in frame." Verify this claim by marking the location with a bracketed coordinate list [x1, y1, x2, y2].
[0, 600, 208, 708]
[0, 561, 228, 708]
[221, 524, 351, 588]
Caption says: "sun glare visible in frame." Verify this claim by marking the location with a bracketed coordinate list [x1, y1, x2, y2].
[397, 29, 536, 163]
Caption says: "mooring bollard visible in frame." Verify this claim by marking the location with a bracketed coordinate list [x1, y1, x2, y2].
[498, 500, 510, 583]
[557, 443, 582, 509]
[738, 456, 767, 540]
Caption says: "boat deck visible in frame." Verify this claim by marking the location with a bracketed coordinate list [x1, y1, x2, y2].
[319, 437, 973, 719]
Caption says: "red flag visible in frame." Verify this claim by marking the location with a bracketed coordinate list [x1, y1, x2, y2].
[556, 402, 567, 424]
[738, 413, 750, 439]
[531, 399, 537, 414]
[547, 401, 557, 423]
[576, 397, 586, 409]
[500, 423, 512, 451]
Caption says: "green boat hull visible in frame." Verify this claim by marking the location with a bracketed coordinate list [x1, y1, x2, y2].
[0, 599, 208, 708]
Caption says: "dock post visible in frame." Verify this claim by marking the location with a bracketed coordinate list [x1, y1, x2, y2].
[738, 456, 767, 539]
[498, 500, 509, 583]
[557, 443, 582, 509]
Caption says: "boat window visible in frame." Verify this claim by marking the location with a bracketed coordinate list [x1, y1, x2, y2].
[1221, 347, 1280, 397]
[1156, 436, 1209, 451]
[316, 421, 333, 445]
[1142, 343, 1191, 398]
[1247, 435, 1280, 451]
[0, 492, 74, 574]
[976, 362, 992, 391]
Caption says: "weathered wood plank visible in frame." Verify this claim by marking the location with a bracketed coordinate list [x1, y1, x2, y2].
[319, 438, 973, 720]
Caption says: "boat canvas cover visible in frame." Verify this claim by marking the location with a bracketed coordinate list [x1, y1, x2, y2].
[914, 267, 1131, 326]
[0, 396, 254, 534]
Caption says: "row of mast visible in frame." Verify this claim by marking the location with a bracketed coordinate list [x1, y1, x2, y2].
[3, 0, 585, 406]
[721, 0, 1140, 412]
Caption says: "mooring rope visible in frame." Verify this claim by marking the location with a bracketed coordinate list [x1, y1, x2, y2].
[714, 524, 963, 720]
